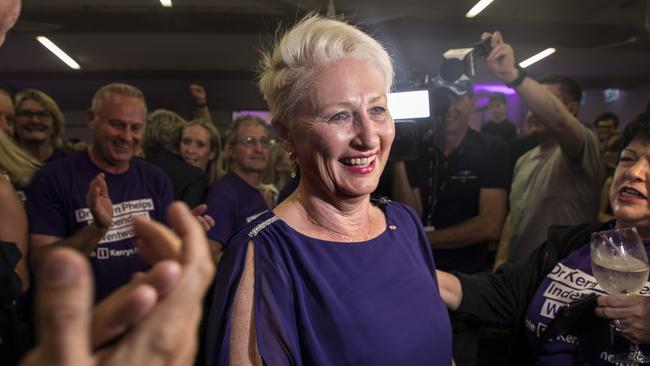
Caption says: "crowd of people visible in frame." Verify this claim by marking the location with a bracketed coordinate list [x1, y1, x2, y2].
[2, 1, 650, 365]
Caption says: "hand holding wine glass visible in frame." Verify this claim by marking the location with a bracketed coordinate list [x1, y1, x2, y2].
[591, 226, 650, 364]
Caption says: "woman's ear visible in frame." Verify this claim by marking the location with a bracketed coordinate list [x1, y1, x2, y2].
[272, 118, 294, 154]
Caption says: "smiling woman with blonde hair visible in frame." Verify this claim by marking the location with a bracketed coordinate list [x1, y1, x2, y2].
[14, 88, 68, 163]
[205, 14, 452, 366]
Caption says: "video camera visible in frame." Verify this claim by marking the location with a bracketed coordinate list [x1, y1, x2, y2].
[388, 37, 492, 161]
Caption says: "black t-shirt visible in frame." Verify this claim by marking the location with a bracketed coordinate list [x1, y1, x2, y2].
[145, 146, 207, 208]
[481, 119, 517, 142]
[405, 129, 511, 273]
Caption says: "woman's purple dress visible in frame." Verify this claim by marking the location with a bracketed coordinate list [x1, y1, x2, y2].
[205, 199, 452, 365]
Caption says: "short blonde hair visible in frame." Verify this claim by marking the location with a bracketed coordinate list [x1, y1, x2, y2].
[143, 109, 187, 156]
[258, 14, 393, 123]
[15, 88, 65, 148]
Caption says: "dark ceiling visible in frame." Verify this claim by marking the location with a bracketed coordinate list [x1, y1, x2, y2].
[1, 0, 650, 113]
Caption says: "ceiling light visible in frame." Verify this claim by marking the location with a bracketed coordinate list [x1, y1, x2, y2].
[519, 48, 556, 68]
[36, 36, 81, 70]
[465, 0, 495, 18]
[160, 0, 172, 7]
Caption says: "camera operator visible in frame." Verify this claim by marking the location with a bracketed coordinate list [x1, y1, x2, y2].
[483, 31, 604, 264]
[392, 78, 510, 366]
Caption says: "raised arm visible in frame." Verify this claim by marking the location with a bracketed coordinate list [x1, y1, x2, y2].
[190, 84, 214, 125]
[484, 31, 585, 164]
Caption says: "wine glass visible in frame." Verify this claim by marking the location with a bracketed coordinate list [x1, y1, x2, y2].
[591, 226, 650, 364]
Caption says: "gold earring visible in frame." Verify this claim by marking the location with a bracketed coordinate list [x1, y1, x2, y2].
[289, 152, 297, 178]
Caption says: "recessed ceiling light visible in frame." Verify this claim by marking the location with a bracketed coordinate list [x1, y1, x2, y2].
[519, 48, 556, 68]
[465, 0, 495, 18]
[160, 0, 172, 7]
[36, 36, 81, 70]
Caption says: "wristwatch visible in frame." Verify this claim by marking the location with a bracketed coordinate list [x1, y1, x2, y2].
[505, 66, 527, 88]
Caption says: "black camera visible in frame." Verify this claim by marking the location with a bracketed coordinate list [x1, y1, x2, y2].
[439, 36, 492, 84]
[388, 37, 491, 161]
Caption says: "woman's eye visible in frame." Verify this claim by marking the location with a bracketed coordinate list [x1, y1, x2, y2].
[370, 106, 386, 115]
[619, 155, 635, 163]
[329, 112, 350, 122]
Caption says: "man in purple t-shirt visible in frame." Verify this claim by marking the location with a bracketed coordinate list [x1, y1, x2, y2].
[205, 116, 273, 252]
[26, 83, 175, 301]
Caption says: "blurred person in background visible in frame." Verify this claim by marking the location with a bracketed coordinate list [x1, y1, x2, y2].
[0, 1, 39, 363]
[481, 92, 517, 141]
[0, 84, 15, 137]
[261, 143, 292, 201]
[180, 118, 222, 186]
[143, 109, 208, 208]
[598, 132, 623, 222]
[487, 31, 604, 264]
[203, 115, 274, 253]
[594, 112, 620, 148]
[14, 89, 69, 164]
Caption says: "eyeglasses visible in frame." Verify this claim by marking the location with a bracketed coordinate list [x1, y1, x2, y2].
[16, 109, 51, 120]
[236, 136, 273, 149]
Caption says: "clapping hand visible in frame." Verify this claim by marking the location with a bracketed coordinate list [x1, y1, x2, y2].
[21, 202, 215, 366]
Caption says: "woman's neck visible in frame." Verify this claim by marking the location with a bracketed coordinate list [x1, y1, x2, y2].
[20, 140, 53, 162]
[284, 185, 379, 243]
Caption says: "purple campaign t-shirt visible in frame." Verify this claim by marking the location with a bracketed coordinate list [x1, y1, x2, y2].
[526, 240, 650, 365]
[26, 149, 174, 301]
[205, 172, 269, 245]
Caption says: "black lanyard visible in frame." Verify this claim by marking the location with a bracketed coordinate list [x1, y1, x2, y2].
[424, 146, 449, 227]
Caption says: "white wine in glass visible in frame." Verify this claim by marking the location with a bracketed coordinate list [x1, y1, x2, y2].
[591, 226, 650, 364]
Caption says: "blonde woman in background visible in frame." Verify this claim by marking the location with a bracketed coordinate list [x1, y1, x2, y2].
[143, 109, 208, 208]
[180, 118, 223, 186]
[14, 88, 68, 163]
[261, 143, 292, 201]
[0, 129, 40, 292]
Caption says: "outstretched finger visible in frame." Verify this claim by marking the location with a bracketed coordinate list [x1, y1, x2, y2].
[134, 216, 182, 263]
[35, 248, 93, 364]
[167, 201, 211, 266]
[191, 203, 208, 216]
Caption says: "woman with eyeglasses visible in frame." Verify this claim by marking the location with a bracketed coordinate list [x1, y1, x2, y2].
[14, 89, 68, 163]
[203, 115, 276, 255]
[204, 15, 452, 366]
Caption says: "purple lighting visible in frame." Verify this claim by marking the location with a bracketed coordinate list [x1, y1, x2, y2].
[473, 83, 516, 95]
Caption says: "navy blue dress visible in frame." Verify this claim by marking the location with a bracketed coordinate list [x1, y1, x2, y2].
[205, 200, 452, 365]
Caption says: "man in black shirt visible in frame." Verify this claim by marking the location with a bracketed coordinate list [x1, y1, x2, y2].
[481, 92, 517, 141]
[392, 79, 511, 366]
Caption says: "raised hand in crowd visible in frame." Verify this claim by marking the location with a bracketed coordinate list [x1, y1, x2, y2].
[21, 201, 215, 366]
[191, 203, 215, 232]
[189, 84, 207, 106]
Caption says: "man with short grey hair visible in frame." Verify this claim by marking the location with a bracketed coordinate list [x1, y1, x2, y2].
[26, 83, 175, 301]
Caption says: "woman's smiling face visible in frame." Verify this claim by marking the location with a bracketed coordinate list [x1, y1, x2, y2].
[288, 57, 394, 199]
